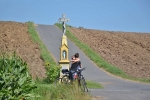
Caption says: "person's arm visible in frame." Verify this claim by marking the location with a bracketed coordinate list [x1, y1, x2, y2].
[70, 58, 80, 63]
[80, 64, 82, 68]
[70, 59, 78, 62]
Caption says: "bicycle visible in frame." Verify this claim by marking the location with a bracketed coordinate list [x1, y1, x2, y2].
[54, 67, 88, 92]
[54, 69, 69, 85]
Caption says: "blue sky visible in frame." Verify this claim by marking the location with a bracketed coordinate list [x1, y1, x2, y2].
[0, 0, 150, 33]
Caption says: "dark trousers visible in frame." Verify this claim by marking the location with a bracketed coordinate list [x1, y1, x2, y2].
[69, 70, 75, 80]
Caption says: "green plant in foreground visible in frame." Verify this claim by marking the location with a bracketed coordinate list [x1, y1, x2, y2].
[32, 83, 91, 100]
[0, 53, 37, 100]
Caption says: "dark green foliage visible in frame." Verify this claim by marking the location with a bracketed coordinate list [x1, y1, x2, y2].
[44, 64, 60, 83]
[0, 53, 37, 100]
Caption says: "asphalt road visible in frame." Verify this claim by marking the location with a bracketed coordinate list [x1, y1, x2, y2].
[35, 24, 150, 100]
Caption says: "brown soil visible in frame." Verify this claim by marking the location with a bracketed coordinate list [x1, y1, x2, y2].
[69, 27, 150, 79]
[0, 21, 46, 79]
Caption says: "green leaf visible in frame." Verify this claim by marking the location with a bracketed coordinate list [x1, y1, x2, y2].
[0, 53, 37, 99]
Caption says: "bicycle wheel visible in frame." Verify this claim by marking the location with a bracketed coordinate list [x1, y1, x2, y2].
[80, 76, 88, 92]
[82, 77, 88, 92]
[54, 78, 62, 86]
[61, 75, 69, 84]
[80, 77, 85, 91]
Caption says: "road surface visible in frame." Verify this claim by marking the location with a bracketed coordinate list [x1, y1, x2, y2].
[35, 24, 150, 100]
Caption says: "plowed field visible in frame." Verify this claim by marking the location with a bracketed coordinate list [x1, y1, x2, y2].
[69, 27, 150, 79]
[1, 21, 150, 79]
[0, 21, 46, 79]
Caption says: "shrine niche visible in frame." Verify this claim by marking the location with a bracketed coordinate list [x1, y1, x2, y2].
[62, 50, 67, 59]
[59, 43, 69, 61]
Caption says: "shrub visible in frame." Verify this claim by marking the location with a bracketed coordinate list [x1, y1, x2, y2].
[44, 64, 61, 83]
[0, 53, 37, 100]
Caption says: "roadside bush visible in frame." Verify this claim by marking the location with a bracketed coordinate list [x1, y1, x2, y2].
[44, 64, 60, 83]
[0, 53, 37, 100]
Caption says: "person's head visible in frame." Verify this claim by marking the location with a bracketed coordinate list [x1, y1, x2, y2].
[71, 55, 75, 60]
[74, 53, 79, 58]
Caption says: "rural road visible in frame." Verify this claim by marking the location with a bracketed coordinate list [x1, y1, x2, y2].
[35, 24, 150, 100]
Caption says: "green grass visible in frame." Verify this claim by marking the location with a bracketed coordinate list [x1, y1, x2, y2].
[31, 83, 52, 100]
[55, 23, 150, 83]
[86, 80, 103, 89]
[32, 83, 91, 100]
[27, 22, 56, 64]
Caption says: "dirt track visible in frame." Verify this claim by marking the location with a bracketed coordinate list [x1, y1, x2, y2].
[69, 27, 150, 79]
[0, 21, 46, 78]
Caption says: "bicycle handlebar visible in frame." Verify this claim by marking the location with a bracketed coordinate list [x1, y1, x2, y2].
[76, 67, 86, 73]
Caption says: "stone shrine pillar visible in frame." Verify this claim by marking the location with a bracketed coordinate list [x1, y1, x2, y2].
[58, 14, 70, 77]
[58, 35, 70, 77]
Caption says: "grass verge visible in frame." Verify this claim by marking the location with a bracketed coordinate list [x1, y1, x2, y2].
[32, 83, 91, 100]
[27, 22, 56, 64]
[86, 80, 103, 89]
[55, 23, 150, 83]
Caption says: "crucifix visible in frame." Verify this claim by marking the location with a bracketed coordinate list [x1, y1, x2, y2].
[58, 14, 69, 35]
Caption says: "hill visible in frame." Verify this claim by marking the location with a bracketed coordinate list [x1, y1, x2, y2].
[0, 21, 46, 78]
[1, 21, 150, 79]
[69, 27, 150, 79]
